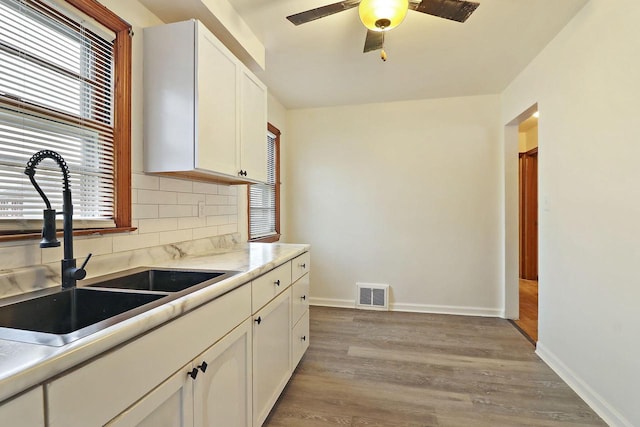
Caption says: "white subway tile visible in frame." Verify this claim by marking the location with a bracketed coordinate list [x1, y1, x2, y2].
[159, 177, 193, 193]
[42, 236, 113, 264]
[227, 195, 238, 206]
[193, 182, 218, 194]
[206, 215, 229, 226]
[159, 229, 193, 245]
[138, 189, 178, 205]
[178, 216, 206, 229]
[0, 244, 41, 269]
[132, 173, 159, 190]
[218, 205, 238, 215]
[131, 189, 138, 204]
[132, 204, 159, 219]
[192, 226, 219, 239]
[218, 223, 238, 234]
[112, 233, 159, 252]
[159, 205, 194, 218]
[204, 205, 219, 216]
[206, 194, 228, 205]
[138, 218, 178, 234]
[177, 193, 205, 205]
[217, 184, 231, 195]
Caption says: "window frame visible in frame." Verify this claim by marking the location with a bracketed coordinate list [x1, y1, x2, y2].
[247, 122, 280, 243]
[0, 0, 133, 243]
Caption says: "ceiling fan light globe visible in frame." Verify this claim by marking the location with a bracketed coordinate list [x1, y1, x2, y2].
[359, 0, 408, 32]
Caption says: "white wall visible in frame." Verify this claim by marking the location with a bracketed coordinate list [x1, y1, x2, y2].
[502, 1, 640, 425]
[285, 95, 503, 315]
[0, 0, 240, 287]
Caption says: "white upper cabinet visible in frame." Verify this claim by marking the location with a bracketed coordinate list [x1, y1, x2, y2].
[144, 20, 267, 184]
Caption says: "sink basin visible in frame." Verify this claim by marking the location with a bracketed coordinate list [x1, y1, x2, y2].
[0, 288, 167, 346]
[0, 267, 238, 346]
[86, 267, 238, 293]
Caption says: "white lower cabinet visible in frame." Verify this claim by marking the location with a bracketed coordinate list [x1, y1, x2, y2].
[108, 318, 252, 427]
[107, 365, 194, 427]
[252, 290, 291, 427]
[0, 387, 44, 427]
[193, 318, 252, 427]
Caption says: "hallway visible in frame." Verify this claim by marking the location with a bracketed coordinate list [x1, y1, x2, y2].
[514, 279, 538, 342]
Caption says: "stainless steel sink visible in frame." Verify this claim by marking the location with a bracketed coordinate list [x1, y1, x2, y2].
[0, 288, 167, 346]
[0, 267, 239, 346]
[85, 267, 238, 293]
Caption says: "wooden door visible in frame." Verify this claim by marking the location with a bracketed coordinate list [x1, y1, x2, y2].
[519, 148, 538, 280]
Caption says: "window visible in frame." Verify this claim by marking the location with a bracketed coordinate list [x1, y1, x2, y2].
[248, 123, 280, 242]
[0, 0, 131, 238]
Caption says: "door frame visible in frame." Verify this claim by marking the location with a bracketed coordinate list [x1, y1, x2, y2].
[503, 103, 538, 319]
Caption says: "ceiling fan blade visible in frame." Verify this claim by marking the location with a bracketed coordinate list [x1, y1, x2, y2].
[410, 0, 479, 23]
[363, 29, 384, 53]
[287, 0, 361, 25]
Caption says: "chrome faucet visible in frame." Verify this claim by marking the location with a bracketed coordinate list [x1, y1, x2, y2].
[25, 150, 92, 289]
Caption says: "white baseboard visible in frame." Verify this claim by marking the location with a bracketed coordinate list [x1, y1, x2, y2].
[536, 342, 632, 427]
[391, 302, 504, 317]
[309, 298, 503, 317]
[308, 297, 355, 308]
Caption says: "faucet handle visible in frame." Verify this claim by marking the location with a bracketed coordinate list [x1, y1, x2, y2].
[71, 253, 93, 280]
[80, 253, 93, 270]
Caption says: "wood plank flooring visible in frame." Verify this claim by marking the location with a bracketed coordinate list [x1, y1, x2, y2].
[265, 306, 604, 427]
[514, 279, 538, 342]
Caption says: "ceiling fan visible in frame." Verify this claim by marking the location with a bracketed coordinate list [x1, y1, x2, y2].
[286, 0, 479, 60]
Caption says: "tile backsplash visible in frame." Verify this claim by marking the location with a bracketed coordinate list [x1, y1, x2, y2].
[0, 173, 241, 282]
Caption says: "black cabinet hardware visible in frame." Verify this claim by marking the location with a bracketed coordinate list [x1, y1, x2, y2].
[255, 316, 262, 325]
[198, 361, 208, 373]
[187, 367, 199, 379]
[301, 335, 306, 341]
[301, 295, 306, 300]
[275, 279, 280, 286]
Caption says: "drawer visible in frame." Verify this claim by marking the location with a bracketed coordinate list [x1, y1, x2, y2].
[252, 261, 292, 313]
[291, 252, 310, 283]
[291, 310, 309, 370]
[0, 387, 44, 427]
[47, 284, 251, 427]
[291, 273, 309, 325]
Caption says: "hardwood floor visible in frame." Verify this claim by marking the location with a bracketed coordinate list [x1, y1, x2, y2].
[514, 279, 538, 342]
[265, 306, 604, 427]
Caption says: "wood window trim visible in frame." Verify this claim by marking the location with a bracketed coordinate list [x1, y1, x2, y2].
[247, 123, 281, 243]
[1, 0, 132, 242]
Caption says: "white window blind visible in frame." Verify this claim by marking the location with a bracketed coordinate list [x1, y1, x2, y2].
[249, 130, 277, 239]
[0, 0, 116, 232]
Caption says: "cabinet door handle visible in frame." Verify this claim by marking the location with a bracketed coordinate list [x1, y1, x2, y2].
[187, 367, 199, 380]
[301, 295, 306, 300]
[254, 316, 262, 325]
[198, 361, 208, 373]
[274, 279, 280, 286]
[301, 335, 306, 342]
[238, 170, 247, 177]
[299, 263, 306, 269]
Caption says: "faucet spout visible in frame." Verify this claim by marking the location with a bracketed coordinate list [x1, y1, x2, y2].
[25, 150, 91, 289]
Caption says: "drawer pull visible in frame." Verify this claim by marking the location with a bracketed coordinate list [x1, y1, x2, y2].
[254, 316, 262, 325]
[187, 368, 199, 380]
[275, 279, 281, 286]
[198, 361, 208, 373]
[301, 295, 306, 300]
[299, 263, 306, 269]
[301, 335, 306, 342]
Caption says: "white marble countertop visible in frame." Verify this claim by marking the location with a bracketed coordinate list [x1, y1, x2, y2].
[0, 242, 309, 403]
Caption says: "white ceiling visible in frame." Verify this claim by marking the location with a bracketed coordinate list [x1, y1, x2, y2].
[225, 0, 588, 109]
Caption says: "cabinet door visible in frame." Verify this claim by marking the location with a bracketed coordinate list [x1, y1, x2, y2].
[106, 365, 194, 427]
[194, 319, 252, 427]
[0, 387, 44, 427]
[239, 68, 267, 182]
[292, 310, 310, 370]
[253, 290, 291, 427]
[196, 21, 238, 176]
[291, 273, 310, 325]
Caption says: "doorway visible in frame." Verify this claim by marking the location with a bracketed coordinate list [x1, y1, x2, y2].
[514, 113, 538, 342]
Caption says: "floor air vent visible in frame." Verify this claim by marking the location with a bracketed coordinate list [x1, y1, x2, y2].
[356, 283, 389, 311]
